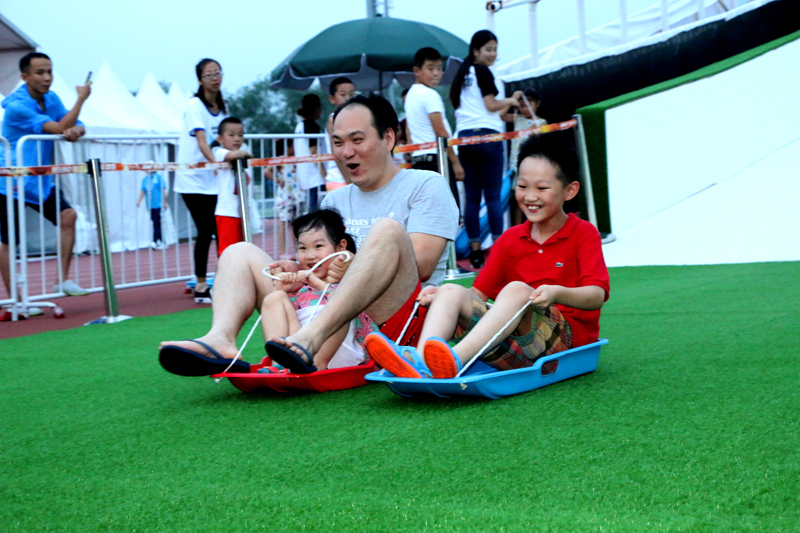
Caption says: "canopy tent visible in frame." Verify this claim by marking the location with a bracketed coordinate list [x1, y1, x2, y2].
[271, 17, 468, 92]
[0, 12, 36, 96]
[135, 72, 182, 132]
[168, 81, 190, 115]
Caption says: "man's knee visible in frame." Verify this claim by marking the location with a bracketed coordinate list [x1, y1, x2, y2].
[367, 217, 407, 242]
[219, 241, 263, 264]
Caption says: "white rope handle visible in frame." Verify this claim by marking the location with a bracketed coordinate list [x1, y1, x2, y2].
[214, 250, 354, 378]
[520, 94, 537, 121]
[395, 301, 420, 345]
[455, 301, 532, 378]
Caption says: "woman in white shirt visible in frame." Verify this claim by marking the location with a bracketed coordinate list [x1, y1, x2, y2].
[450, 30, 522, 269]
[174, 58, 228, 303]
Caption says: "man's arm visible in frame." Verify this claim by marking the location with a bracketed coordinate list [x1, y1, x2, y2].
[41, 82, 91, 139]
[428, 112, 464, 181]
[409, 232, 448, 282]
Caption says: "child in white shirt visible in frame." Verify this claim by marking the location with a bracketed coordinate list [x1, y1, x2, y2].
[212, 117, 253, 255]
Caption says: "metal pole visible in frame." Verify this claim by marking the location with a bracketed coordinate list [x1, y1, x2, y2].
[233, 158, 252, 243]
[661, 0, 670, 32]
[577, 0, 587, 55]
[696, 0, 705, 20]
[529, 0, 539, 69]
[573, 115, 599, 230]
[437, 137, 472, 281]
[366, 0, 377, 18]
[619, 0, 629, 44]
[486, 2, 496, 32]
[85, 158, 132, 325]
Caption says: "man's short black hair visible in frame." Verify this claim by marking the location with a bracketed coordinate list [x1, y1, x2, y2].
[516, 132, 580, 187]
[414, 47, 442, 69]
[332, 94, 399, 150]
[20, 52, 51, 73]
[292, 208, 356, 254]
[218, 116, 243, 136]
[329, 77, 354, 96]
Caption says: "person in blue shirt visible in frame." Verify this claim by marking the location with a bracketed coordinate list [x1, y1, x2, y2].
[0, 52, 92, 297]
[136, 169, 168, 249]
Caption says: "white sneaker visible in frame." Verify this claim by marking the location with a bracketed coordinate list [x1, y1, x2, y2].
[27, 307, 43, 316]
[54, 279, 90, 296]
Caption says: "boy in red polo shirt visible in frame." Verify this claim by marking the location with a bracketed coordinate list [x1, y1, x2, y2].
[366, 134, 609, 378]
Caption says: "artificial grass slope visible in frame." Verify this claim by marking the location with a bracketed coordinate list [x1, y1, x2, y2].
[2, 262, 799, 532]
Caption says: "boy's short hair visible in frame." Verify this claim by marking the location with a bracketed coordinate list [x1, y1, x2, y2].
[413, 47, 442, 68]
[292, 208, 356, 253]
[523, 88, 541, 102]
[329, 77, 354, 96]
[19, 52, 51, 73]
[517, 133, 579, 187]
[333, 94, 399, 149]
[218, 116, 243, 136]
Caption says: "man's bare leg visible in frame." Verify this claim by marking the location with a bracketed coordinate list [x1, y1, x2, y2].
[160, 242, 277, 359]
[270, 218, 418, 357]
[59, 208, 77, 281]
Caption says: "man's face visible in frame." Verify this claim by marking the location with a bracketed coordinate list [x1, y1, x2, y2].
[414, 59, 443, 88]
[331, 105, 395, 192]
[329, 83, 356, 106]
[22, 58, 53, 96]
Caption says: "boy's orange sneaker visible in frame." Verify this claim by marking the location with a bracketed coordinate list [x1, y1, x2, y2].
[423, 337, 463, 379]
[365, 332, 429, 379]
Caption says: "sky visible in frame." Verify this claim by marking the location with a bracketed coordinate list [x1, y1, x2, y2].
[2, 0, 657, 96]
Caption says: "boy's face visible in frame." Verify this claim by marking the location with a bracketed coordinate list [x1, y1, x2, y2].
[22, 57, 53, 96]
[515, 156, 579, 225]
[219, 123, 245, 151]
[329, 83, 356, 106]
[413, 59, 443, 88]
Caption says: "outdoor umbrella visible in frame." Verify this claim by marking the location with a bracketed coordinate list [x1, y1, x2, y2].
[271, 17, 469, 92]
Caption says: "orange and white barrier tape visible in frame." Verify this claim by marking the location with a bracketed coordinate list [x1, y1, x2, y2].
[0, 119, 576, 177]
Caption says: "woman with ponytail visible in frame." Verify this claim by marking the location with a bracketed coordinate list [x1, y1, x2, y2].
[175, 58, 228, 303]
[450, 30, 522, 269]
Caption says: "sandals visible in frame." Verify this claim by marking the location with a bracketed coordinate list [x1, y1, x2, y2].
[265, 338, 318, 374]
[159, 339, 250, 376]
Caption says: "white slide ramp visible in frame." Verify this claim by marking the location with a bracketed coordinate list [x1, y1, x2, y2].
[600, 36, 800, 267]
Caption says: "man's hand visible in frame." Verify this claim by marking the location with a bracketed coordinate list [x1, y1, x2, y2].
[76, 82, 92, 103]
[416, 285, 438, 307]
[62, 126, 85, 142]
[529, 284, 560, 309]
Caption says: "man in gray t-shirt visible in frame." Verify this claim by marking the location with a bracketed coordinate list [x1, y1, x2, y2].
[159, 95, 458, 377]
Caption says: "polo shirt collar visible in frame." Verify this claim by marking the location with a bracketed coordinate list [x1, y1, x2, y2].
[520, 213, 579, 245]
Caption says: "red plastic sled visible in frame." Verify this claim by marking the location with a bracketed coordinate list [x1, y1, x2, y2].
[212, 358, 376, 393]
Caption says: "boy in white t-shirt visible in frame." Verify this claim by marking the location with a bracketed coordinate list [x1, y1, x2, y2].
[212, 117, 253, 256]
[324, 77, 356, 190]
[405, 47, 463, 208]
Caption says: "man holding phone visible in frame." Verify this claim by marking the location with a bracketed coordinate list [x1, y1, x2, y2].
[0, 52, 93, 305]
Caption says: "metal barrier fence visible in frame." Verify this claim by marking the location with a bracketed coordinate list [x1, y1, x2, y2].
[0, 131, 326, 320]
[1, 119, 591, 322]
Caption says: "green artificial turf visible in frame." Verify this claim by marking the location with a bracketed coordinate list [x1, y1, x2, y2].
[2, 262, 799, 532]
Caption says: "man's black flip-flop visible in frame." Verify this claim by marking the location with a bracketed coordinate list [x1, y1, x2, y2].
[159, 339, 250, 376]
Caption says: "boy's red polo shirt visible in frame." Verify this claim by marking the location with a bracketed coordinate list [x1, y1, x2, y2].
[473, 214, 610, 347]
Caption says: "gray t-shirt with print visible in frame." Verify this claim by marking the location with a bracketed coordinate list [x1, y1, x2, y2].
[321, 168, 459, 287]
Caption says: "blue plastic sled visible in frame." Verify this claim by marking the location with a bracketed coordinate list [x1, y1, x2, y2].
[365, 339, 607, 400]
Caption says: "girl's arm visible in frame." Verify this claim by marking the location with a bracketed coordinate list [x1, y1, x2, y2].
[194, 130, 216, 162]
[305, 271, 329, 291]
[482, 90, 524, 114]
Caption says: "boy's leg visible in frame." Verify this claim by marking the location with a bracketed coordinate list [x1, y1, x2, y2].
[417, 284, 477, 359]
[449, 281, 535, 365]
[152, 208, 162, 243]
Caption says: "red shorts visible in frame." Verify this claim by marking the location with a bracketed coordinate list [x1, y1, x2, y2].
[378, 281, 428, 347]
[215, 215, 244, 256]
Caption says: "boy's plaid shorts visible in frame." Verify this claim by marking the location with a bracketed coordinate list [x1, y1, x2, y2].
[452, 297, 573, 371]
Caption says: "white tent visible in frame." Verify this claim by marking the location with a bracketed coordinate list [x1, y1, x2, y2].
[135, 72, 182, 131]
[168, 81, 190, 116]
[0, 13, 36, 96]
